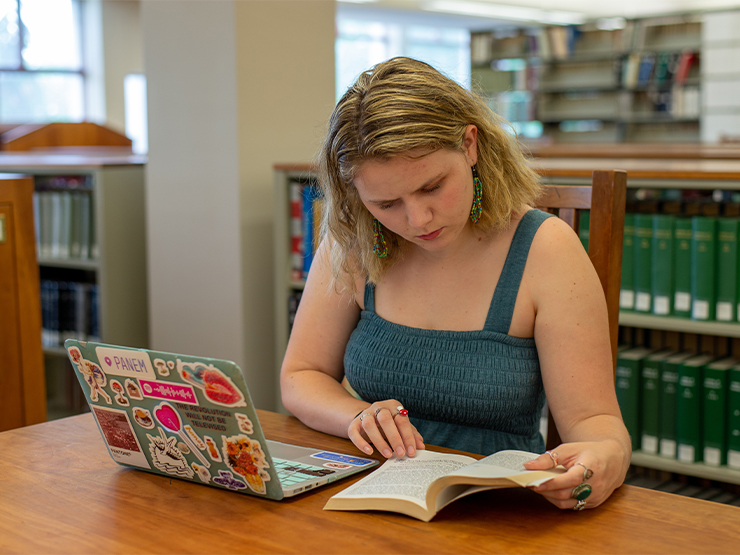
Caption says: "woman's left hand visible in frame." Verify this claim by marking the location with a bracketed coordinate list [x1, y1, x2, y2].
[522, 440, 629, 510]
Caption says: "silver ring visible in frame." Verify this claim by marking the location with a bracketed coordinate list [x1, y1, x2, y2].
[374, 407, 385, 418]
[571, 483, 592, 501]
[575, 462, 594, 481]
[573, 499, 587, 511]
[359, 413, 369, 422]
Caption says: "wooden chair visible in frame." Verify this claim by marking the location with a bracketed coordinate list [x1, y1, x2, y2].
[536, 170, 627, 450]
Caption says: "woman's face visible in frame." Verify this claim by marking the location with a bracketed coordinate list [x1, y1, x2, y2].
[353, 125, 478, 254]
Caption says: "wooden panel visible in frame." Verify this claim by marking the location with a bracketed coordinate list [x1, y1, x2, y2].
[0, 176, 46, 431]
[1, 123, 131, 151]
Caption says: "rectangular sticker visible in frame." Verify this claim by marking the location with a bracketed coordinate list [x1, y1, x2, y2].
[91, 405, 150, 469]
[96, 346, 156, 380]
[139, 379, 199, 405]
[310, 451, 376, 467]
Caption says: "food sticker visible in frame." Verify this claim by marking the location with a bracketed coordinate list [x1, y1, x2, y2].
[139, 379, 199, 405]
[78, 359, 112, 405]
[96, 346, 156, 380]
[192, 463, 211, 483]
[310, 451, 376, 467]
[177, 441, 190, 454]
[153, 358, 170, 376]
[222, 434, 271, 495]
[184, 425, 206, 451]
[133, 407, 155, 429]
[91, 406, 150, 469]
[235, 413, 254, 434]
[176, 360, 246, 407]
[324, 462, 352, 470]
[146, 428, 194, 479]
[125, 379, 143, 400]
[110, 380, 129, 406]
[204, 436, 222, 462]
[68, 346, 83, 366]
[153, 402, 210, 468]
[213, 469, 246, 491]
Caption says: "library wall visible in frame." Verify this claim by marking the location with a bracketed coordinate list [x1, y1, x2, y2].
[702, 10, 740, 142]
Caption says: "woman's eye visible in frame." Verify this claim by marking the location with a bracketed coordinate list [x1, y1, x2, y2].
[379, 202, 395, 210]
[423, 184, 440, 193]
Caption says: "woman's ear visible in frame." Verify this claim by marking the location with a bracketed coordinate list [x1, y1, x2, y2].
[463, 124, 478, 166]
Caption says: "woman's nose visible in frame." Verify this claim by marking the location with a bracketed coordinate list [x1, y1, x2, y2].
[406, 200, 432, 229]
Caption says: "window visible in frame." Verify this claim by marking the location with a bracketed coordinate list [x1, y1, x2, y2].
[336, 15, 471, 103]
[0, 0, 84, 123]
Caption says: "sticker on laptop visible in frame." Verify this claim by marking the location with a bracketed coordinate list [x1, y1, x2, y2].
[96, 346, 156, 380]
[133, 407, 155, 429]
[310, 452, 376, 467]
[176, 360, 246, 407]
[184, 425, 206, 450]
[153, 358, 170, 376]
[204, 436, 222, 462]
[146, 427, 194, 479]
[192, 462, 211, 483]
[139, 379, 199, 405]
[91, 405, 150, 469]
[222, 434, 271, 495]
[125, 379, 143, 400]
[110, 380, 129, 406]
[235, 413, 254, 434]
[213, 469, 246, 491]
[76, 358, 112, 405]
[153, 402, 211, 468]
[323, 462, 352, 470]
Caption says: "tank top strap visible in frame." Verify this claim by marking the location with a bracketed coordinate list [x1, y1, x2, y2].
[484, 209, 553, 334]
[364, 281, 376, 313]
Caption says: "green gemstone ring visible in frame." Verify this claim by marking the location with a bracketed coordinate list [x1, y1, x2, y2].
[571, 483, 592, 501]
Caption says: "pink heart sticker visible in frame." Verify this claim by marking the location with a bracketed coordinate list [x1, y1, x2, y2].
[154, 402, 181, 432]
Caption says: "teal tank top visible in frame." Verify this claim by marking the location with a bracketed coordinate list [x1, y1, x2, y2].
[344, 209, 552, 456]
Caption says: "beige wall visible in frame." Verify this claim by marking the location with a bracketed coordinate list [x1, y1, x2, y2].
[142, 0, 335, 411]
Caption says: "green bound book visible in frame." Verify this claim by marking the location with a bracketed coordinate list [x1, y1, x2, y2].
[716, 218, 739, 322]
[677, 354, 714, 463]
[728, 365, 740, 469]
[659, 351, 694, 458]
[673, 217, 692, 318]
[620, 213, 635, 311]
[634, 214, 653, 313]
[616, 347, 653, 450]
[579, 210, 590, 252]
[641, 349, 674, 454]
[703, 357, 734, 466]
[651, 214, 675, 316]
[690, 216, 717, 321]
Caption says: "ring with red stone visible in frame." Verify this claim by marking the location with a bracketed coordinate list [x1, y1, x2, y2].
[395, 405, 409, 417]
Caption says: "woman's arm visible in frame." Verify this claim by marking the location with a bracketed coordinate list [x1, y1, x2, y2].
[522, 216, 631, 509]
[280, 239, 423, 457]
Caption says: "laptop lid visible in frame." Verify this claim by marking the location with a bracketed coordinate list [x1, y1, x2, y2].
[64, 339, 377, 500]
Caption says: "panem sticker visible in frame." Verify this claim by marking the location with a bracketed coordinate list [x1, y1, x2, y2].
[125, 378, 143, 400]
[153, 358, 170, 376]
[235, 413, 254, 435]
[146, 427, 194, 479]
[110, 380, 129, 406]
[213, 469, 246, 491]
[176, 359, 246, 407]
[222, 434, 271, 495]
[192, 463, 211, 483]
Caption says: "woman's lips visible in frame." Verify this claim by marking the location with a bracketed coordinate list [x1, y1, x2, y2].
[418, 228, 442, 241]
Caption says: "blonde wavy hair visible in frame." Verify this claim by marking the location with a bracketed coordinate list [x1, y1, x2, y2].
[318, 57, 542, 295]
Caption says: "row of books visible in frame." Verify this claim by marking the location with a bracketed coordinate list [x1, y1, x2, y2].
[616, 347, 740, 468]
[289, 181, 321, 282]
[621, 50, 696, 89]
[618, 214, 740, 322]
[33, 190, 97, 261]
[41, 280, 100, 348]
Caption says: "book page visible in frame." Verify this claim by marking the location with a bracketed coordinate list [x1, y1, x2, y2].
[330, 450, 475, 507]
[447, 449, 559, 483]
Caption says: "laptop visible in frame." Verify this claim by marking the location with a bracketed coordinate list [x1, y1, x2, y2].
[64, 339, 378, 499]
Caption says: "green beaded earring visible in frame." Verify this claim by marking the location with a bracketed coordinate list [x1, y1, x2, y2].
[372, 218, 388, 258]
[470, 165, 483, 224]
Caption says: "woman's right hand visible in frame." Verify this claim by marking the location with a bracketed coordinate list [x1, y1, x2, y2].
[348, 401, 425, 458]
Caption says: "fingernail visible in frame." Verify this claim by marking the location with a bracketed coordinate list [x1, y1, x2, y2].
[363, 446, 373, 454]
[395, 446, 405, 457]
[408, 445, 416, 456]
[383, 449, 392, 458]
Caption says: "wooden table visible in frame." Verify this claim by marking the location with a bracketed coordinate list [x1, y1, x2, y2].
[2, 411, 739, 554]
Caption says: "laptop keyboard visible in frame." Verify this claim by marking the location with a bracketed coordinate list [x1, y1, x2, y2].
[272, 457, 335, 487]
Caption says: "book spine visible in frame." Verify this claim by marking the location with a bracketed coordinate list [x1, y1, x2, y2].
[641, 359, 661, 454]
[79, 194, 90, 260]
[289, 182, 303, 281]
[716, 218, 739, 321]
[616, 355, 641, 449]
[579, 210, 590, 252]
[651, 214, 674, 316]
[703, 367, 728, 466]
[634, 214, 653, 313]
[659, 359, 680, 457]
[673, 217, 692, 317]
[677, 363, 703, 463]
[50, 192, 62, 259]
[728, 368, 740, 469]
[620, 214, 635, 310]
[690, 216, 717, 321]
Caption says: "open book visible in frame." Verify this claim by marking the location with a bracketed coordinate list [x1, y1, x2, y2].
[324, 449, 564, 522]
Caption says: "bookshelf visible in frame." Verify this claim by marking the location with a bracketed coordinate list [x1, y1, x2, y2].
[275, 157, 740, 485]
[472, 14, 703, 143]
[0, 152, 148, 420]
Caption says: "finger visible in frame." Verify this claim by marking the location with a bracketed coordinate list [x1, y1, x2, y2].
[375, 407, 407, 457]
[361, 412, 394, 458]
[391, 412, 421, 456]
[347, 416, 375, 456]
[523, 451, 559, 470]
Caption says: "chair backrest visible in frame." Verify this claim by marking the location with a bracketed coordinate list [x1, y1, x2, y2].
[535, 170, 627, 449]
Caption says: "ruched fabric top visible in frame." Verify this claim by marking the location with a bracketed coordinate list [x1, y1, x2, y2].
[344, 209, 553, 455]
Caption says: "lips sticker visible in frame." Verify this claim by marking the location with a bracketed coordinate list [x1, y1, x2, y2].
[176, 360, 246, 407]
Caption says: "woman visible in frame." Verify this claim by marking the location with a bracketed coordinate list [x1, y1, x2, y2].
[280, 57, 630, 510]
